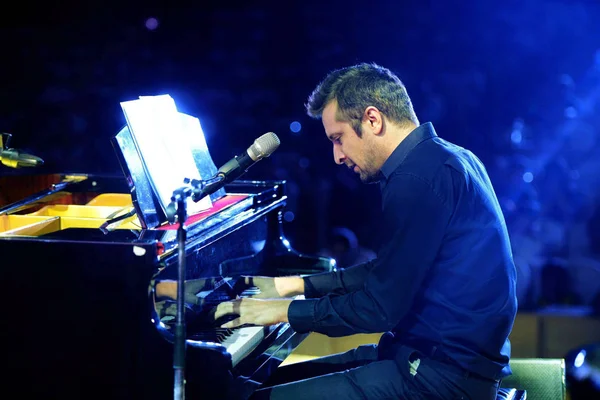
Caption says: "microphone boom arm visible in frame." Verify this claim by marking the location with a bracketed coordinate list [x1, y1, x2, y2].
[189, 175, 225, 203]
[0, 132, 44, 168]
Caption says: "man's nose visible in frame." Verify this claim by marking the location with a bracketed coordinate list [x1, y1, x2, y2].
[333, 146, 346, 165]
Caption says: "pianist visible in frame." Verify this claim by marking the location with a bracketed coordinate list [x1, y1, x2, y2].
[212, 63, 518, 400]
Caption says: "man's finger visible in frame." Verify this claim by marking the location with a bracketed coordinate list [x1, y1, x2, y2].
[214, 300, 236, 320]
[221, 317, 243, 329]
[233, 298, 243, 315]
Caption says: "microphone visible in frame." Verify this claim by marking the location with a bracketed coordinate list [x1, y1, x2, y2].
[0, 149, 44, 168]
[191, 132, 280, 202]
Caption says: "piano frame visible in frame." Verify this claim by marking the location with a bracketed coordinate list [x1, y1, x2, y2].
[0, 174, 334, 399]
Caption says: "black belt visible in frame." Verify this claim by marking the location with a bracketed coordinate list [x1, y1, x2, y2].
[429, 346, 500, 384]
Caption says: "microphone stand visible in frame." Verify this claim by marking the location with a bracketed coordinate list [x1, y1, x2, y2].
[186, 175, 225, 203]
[168, 185, 192, 400]
[165, 177, 222, 400]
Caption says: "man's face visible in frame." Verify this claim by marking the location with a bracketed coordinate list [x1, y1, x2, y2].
[322, 102, 379, 183]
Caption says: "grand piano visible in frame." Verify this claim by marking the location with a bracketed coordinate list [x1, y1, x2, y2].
[0, 125, 335, 399]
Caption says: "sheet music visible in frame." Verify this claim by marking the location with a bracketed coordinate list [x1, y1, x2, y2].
[120, 95, 212, 217]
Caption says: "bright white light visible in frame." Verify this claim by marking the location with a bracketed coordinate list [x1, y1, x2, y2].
[574, 350, 586, 368]
[133, 246, 147, 256]
[120, 95, 213, 214]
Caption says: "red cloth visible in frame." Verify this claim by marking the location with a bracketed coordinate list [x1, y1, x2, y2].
[157, 194, 249, 230]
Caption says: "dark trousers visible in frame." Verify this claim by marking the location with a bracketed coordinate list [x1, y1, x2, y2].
[241, 344, 499, 400]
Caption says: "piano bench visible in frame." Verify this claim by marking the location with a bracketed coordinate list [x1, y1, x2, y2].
[497, 388, 527, 399]
[502, 358, 566, 400]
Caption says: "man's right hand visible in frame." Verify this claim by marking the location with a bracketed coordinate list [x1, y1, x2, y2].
[155, 278, 213, 305]
[242, 275, 304, 299]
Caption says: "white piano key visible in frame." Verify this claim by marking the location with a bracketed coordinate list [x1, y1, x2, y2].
[221, 326, 265, 367]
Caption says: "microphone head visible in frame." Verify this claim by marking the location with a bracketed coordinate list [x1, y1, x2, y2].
[0, 149, 44, 168]
[248, 132, 280, 161]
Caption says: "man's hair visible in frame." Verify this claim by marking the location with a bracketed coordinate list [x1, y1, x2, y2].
[305, 63, 418, 136]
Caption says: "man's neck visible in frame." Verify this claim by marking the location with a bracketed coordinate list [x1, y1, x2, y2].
[378, 122, 417, 166]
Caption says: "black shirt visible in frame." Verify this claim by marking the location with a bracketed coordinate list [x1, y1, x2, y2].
[288, 122, 518, 380]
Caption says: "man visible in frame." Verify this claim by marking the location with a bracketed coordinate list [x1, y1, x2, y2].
[214, 63, 518, 399]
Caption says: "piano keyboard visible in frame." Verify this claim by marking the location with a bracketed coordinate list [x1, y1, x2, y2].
[186, 326, 266, 367]
[220, 326, 265, 367]
[197, 285, 266, 367]
[159, 283, 268, 367]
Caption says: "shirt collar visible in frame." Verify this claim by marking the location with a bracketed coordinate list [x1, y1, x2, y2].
[379, 122, 438, 181]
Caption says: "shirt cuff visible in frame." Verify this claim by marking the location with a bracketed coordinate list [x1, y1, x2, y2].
[303, 272, 336, 298]
[288, 299, 318, 333]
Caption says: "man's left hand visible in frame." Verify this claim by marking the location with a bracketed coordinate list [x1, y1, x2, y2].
[214, 298, 292, 328]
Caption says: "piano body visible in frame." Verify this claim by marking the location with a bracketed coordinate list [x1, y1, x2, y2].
[0, 126, 334, 399]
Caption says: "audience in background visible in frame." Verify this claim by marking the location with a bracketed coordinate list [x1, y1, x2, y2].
[318, 226, 376, 269]
[538, 262, 581, 307]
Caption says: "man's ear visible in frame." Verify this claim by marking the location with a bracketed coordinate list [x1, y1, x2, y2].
[363, 106, 384, 135]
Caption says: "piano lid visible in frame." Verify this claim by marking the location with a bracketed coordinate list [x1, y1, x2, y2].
[112, 95, 225, 229]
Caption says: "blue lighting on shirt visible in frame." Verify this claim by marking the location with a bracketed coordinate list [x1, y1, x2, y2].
[523, 172, 534, 183]
[564, 107, 577, 119]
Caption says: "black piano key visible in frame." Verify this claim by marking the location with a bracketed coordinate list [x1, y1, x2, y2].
[189, 328, 237, 343]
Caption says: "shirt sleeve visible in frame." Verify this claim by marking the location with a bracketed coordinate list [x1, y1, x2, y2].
[303, 260, 378, 298]
[288, 173, 451, 336]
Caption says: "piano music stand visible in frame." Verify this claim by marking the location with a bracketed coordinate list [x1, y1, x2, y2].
[111, 95, 248, 399]
[113, 97, 227, 399]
